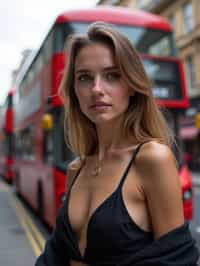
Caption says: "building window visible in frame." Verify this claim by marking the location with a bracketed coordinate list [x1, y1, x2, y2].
[183, 2, 194, 33]
[111, 0, 120, 5]
[168, 15, 175, 30]
[185, 56, 195, 90]
[136, 0, 147, 9]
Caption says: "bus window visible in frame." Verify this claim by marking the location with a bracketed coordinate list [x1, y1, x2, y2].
[17, 127, 36, 161]
[54, 109, 75, 166]
[43, 30, 54, 63]
[55, 22, 175, 56]
[6, 134, 13, 157]
[61, 126, 75, 164]
[43, 131, 54, 163]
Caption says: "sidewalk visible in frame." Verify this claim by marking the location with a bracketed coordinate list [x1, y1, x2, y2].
[0, 179, 36, 266]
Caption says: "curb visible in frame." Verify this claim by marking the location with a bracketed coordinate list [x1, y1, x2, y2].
[9, 193, 45, 257]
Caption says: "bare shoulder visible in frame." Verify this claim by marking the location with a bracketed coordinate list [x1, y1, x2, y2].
[67, 157, 82, 172]
[135, 141, 176, 169]
[135, 140, 178, 188]
[66, 157, 82, 191]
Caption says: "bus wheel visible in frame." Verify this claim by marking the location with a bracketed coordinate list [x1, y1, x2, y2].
[37, 183, 44, 220]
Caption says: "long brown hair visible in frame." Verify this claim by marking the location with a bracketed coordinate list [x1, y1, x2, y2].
[60, 22, 174, 159]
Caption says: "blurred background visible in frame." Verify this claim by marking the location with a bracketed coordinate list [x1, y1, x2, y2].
[0, 0, 200, 265]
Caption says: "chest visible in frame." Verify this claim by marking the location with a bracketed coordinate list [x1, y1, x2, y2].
[67, 155, 147, 240]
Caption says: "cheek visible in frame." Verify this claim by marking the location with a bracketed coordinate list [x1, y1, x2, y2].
[75, 88, 83, 105]
[120, 97, 130, 111]
[75, 88, 88, 112]
[113, 87, 130, 105]
[116, 92, 131, 112]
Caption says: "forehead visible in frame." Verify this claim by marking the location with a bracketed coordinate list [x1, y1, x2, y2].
[75, 43, 117, 71]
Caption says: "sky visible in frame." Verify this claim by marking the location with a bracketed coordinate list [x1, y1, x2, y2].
[0, 0, 98, 105]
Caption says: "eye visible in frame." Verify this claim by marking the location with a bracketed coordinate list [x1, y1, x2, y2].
[105, 72, 121, 82]
[77, 74, 93, 82]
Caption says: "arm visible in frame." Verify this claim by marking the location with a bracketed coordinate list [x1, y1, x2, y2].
[66, 157, 82, 194]
[129, 141, 199, 265]
[135, 141, 184, 239]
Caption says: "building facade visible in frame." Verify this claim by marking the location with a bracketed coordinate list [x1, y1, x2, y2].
[97, 0, 200, 169]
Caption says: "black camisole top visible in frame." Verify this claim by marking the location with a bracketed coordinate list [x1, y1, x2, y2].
[65, 142, 153, 265]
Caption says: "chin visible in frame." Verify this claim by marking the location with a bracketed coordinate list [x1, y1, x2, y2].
[87, 112, 125, 126]
[93, 116, 120, 126]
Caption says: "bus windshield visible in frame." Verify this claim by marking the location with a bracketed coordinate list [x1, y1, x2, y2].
[55, 22, 175, 56]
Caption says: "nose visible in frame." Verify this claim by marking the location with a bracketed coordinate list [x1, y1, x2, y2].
[92, 75, 104, 94]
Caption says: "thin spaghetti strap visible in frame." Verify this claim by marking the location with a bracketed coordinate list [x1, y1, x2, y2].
[67, 162, 84, 196]
[118, 142, 149, 187]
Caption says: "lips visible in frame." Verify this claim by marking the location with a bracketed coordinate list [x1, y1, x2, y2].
[90, 102, 111, 108]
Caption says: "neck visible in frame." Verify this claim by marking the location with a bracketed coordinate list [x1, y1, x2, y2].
[95, 118, 134, 160]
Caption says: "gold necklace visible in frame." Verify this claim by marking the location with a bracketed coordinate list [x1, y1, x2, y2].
[91, 157, 102, 176]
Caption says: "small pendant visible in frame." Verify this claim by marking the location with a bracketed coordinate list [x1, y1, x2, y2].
[92, 166, 101, 176]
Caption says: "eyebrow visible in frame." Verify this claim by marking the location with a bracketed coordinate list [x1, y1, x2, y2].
[75, 66, 119, 74]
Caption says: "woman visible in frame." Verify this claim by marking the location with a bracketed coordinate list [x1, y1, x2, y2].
[35, 22, 199, 266]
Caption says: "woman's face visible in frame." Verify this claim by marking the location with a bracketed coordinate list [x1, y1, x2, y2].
[74, 42, 132, 126]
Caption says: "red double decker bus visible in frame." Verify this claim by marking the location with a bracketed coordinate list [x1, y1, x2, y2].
[13, 7, 193, 227]
[0, 89, 15, 183]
